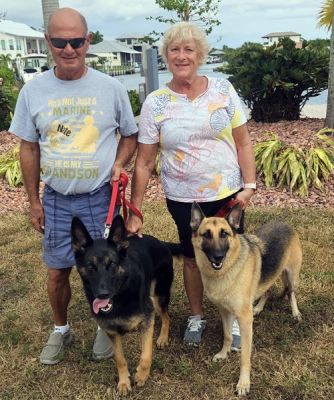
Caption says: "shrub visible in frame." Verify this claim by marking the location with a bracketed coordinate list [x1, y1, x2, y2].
[128, 89, 141, 116]
[0, 145, 22, 187]
[0, 66, 19, 130]
[254, 128, 334, 196]
[223, 39, 329, 122]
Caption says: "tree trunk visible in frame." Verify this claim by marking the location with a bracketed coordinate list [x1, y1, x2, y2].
[41, 0, 60, 67]
[325, 5, 334, 128]
[251, 96, 301, 122]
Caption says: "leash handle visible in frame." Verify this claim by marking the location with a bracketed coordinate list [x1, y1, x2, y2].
[104, 179, 120, 239]
[104, 172, 143, 239]
[215, 198, 244, 218]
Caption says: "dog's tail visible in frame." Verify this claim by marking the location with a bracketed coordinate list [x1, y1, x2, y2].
[163, 242, 184, 256]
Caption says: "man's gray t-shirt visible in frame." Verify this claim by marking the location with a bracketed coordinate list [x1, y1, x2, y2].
[10, 67, 137, 195]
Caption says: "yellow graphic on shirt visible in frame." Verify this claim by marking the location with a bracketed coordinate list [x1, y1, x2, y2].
[40, 96, 101, 181]
[69, 115, 99, 153]
[48, 121, 62, 149]
[175, 150, 185, 163]
[208, 100, 228, 113]
[197, 174, 222, 193]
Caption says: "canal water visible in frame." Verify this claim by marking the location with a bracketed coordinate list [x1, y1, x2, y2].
[115, 63, 327, 106]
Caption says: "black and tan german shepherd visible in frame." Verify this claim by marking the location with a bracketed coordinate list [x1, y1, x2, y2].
[190, 202, 302, 396]
[71, 215, 174, 395]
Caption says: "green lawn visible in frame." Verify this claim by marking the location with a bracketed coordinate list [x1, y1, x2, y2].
[0, 203, 333, 400]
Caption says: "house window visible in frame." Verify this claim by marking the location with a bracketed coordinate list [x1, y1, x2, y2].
[113, 52, 118, 60]
[9, 39, 14, 50]
[1, 40, 6, 50]
[16, 39, 22, 51]
[127, 39, 131, 45]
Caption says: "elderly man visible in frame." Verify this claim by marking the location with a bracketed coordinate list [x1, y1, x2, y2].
[9, 7, 138, 364]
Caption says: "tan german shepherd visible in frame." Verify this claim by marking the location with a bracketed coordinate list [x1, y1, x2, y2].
[190, 202, 302, 396]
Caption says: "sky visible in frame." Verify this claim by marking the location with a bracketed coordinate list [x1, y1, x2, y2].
[1, 0, 330, 48]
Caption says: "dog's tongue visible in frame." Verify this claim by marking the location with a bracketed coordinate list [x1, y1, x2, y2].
[93, 298, 110, 314]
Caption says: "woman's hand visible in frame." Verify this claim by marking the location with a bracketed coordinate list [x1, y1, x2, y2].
[235, 188, 255, 209]
[126, 214, 143, 238]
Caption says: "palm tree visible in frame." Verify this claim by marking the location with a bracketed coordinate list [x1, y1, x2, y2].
[318, 0, 334, 127]
[0, 54, 12, 67]
[41, 0, 59, 66]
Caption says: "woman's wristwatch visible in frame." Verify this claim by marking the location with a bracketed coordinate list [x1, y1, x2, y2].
[244, 183, 257, 190]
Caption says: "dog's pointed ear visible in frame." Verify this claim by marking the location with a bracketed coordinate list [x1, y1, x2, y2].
[227, 202, 243, 230]
[71, 217, 93, 253]
[190, 202, 205, 232]
[109, 215, 129, 253]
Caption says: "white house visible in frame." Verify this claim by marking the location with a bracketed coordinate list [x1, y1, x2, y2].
[262, 32, 303, 48]
[115, 33, 146, 64]
[0, 19, 47, 58]
[88, 40, 141, 67]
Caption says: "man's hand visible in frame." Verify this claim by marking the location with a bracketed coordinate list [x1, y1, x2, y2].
[29, 202, 45, 233]
[111, 163, 122, 183]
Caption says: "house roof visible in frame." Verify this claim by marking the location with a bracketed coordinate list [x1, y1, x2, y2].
[210, 49, 224, 55]
[0, 19, 44, 38]
[115, 33, 145, 40]
[262, 32, 301, 39]
[89, 40, 141, 54]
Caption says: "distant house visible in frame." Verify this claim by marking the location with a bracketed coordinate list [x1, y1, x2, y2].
[115, 33, 146, 64]
[0, 19, 48, 82]
[88, 40, 141, 67]
[207, 49, 224, 63]
[0, 19, 47, 58]
[262, 32, 303, 48]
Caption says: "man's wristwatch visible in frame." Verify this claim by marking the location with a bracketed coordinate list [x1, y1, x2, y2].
[244, 183, 257, 190]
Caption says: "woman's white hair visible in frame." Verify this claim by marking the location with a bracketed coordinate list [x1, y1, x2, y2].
[160, 22, 210, 66]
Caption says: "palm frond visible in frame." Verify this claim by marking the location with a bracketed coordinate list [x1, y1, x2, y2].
[318, 0, 333, 30]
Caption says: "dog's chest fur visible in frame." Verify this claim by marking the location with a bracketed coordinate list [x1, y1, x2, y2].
[97, 313, 149, 335]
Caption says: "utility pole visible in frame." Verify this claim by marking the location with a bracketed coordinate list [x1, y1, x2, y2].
[139, 44, 159, 102]
[41, 0, 59, 66]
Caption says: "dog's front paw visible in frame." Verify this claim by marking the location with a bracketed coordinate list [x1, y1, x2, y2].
[135, 368, 150, 387]
[236, 377, 250, 396]
[212, 348, 230, 362]
[293, 311, 302, 322]
[156, 335, 169, 348]
[117, 378, 132, 396]
[253, 305, 262, 316]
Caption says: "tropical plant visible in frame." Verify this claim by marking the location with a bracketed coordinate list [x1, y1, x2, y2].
[253, 132, 283, 187]
[223, 39, 329, 122]
[147, 0, 222, 39]
[91, 30, 104, 44]
[0, 145, 23, 187]
[0, 54, 12, 67]
[254, 129, 334, 196]
[318, 0, 334, 128]
[0, 88, 12, 131]
[0, 66, 19, 130]
[128, 90, 141, 116]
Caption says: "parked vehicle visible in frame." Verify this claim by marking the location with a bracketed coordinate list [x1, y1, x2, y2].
[18, 54, 48, 83]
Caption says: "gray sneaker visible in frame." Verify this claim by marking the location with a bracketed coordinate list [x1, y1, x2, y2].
[231, 319, 241, 352]
[183, 315, 207, 346]
[40, 330, 73, 365]
[92, 329, 113, 360]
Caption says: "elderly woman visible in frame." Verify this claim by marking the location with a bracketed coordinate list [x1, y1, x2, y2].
[127, 22, 256, 347]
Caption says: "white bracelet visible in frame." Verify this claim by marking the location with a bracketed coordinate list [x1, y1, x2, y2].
[244, 183, 257, 190]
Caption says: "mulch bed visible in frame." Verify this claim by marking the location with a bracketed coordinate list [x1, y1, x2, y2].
[1, 118, 334, 215]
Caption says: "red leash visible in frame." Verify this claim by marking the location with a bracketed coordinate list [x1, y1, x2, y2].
[215, 198, 244, 218]
[104, 172, 143, 239]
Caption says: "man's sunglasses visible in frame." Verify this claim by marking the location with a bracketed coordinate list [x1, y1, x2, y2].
[49, 37, 87, 49]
